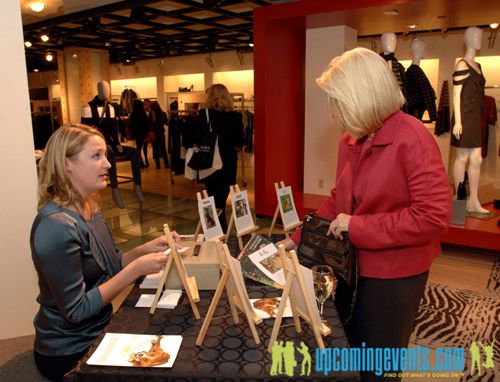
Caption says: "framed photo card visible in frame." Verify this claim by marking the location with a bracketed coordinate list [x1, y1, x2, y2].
[198, 196, 223, 241]
[277, 186, 300, 230]
[231, 190, 255, 233]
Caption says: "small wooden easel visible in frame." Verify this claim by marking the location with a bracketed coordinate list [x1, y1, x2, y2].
[268, 181, 302, 238]
[225, 184, 259, 250]
[196, 240, 262, 346]
[150, 224, 201, 319]
[267, 244, 330, 353]
[194, 190, 226, 241]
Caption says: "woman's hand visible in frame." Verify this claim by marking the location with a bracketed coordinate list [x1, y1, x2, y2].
[327, 213, 351, 239]
[452, 122, 462, 140]
[142, 231, 181, 253]
[132, 252, 168, 278]
[277, 238, 297, 251]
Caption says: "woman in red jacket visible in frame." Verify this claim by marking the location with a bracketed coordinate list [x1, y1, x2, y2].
[288, 47, 451, 381]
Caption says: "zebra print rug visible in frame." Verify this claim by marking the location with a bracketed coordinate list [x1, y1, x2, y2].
[412, 257, 500, 382]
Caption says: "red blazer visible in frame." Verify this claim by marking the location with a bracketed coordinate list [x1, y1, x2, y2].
[291, 111, 451, 279]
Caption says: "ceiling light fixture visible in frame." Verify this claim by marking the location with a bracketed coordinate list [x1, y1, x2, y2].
[407, 24, 418, 29]
[383, 9, 399, 16]
[29, 2, 45, 12]
[34, 69, 39, 72]
[45, 53, 53, 62]
[72, 53, 78, 58]
[41, 34, 49, 42]
[490, 23, 499, 29]
[25, 41, 32, 48]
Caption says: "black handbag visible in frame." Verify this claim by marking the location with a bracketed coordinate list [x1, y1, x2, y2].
[297, 213, 359, 324]
[187, 109, 218, 170]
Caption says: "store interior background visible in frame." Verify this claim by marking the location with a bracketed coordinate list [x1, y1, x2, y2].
[1, 1, 499, 367]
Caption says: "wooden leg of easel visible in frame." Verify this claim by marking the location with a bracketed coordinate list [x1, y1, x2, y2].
[225, 214, 234, 242]
[237, 236, 243, 250]
[196, 268, 229, 346]
[149, 255, 174, 315]
[194, 220, 201, 239]
[268, 205, 280, 237]
[267, 273, 294, 353]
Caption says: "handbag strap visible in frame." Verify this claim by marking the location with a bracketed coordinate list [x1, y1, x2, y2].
[205, 108, 213, 133]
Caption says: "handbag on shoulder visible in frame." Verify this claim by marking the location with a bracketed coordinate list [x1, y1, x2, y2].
[297, 212, 359, 324]
[187, 109, 222, 173]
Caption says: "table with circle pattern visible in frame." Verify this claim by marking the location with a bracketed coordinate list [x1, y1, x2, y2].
[64, 284, 359, 381]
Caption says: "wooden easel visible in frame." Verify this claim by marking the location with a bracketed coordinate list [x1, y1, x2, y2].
[196, 240, 262, 346]
[194, 190, 226, 241]
[225, 184, 259, 250]
[267, 245, 330, 353]
[267, 181, 302, 238]
[150, 224, 201, 319]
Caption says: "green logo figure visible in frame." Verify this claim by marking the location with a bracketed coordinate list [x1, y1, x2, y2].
[270, 340, 285, 376]
[270, 340, 311, 377]
[470, 340, 496, 376]
[297, 341, 311, 376]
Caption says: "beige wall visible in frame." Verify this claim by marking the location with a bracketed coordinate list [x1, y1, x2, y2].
[0, 1, 39, 339]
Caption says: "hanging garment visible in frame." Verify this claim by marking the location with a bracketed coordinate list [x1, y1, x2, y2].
[434, 80, 450, 136]
[450, 61, 485, 148]
[480, 95, 497, 158]
[405, 64, 437, 121]
[381, 52, 407, 102]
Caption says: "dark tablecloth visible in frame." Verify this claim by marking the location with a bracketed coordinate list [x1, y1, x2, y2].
[64, 285, 359, 381]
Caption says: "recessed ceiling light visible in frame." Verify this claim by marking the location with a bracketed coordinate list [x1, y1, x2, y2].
[72, 53, 77, 58]
[34, 69, 39, 72]
[383, 9, 399, 16]
[25, 41, 32, 48]
[407, 24, 418, 29]
[41, 34, 49, 42]
[490, 23, 499, 29]
[29, 2, 45, 13]
[46, 53, 53, 62]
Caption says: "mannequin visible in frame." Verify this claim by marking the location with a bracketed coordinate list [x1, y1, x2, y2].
[405, 39, 437, 121]
[451, 27, 488, 214]
[82, 80, 145, 208]
[380, 32, 406, 102]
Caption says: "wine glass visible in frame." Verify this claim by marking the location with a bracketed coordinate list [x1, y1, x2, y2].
[312, 265, 337, 323]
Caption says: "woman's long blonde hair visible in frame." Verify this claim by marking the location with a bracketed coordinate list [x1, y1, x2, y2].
[206, 84, 233, 111]
[37, 124, 105, 217]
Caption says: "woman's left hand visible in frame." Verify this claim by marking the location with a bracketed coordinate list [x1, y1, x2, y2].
[143, 231, 181, 253]
[327, 213, 351, 239]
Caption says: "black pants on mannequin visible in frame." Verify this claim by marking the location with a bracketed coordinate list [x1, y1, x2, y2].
[107, 145, 142, 187]
[341, 272, 428, 382]
[204, 172, 230, 232]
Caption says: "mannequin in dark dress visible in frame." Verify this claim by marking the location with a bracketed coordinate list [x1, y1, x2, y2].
[451, 27, 488, 214]
[82, 81, 145, 208]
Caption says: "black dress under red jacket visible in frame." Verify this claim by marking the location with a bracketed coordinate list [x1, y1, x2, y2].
[198, 108, 244, 184]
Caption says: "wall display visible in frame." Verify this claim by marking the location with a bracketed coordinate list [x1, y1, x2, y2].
[198, 195, 224, 241]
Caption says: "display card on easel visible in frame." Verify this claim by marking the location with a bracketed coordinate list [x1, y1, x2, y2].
[231, 190, 254, 232]
[198, 195, 223, 241]
[277, 186, 300, 230]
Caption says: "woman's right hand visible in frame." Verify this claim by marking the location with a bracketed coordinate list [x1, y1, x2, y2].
[452, 122, 462, 140]
[132, 252, 168, 278]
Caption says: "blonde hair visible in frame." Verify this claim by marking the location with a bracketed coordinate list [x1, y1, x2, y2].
[316, 47, 405, 137]
[37, 124, 105, 217]
[206, 84, 233, 111]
